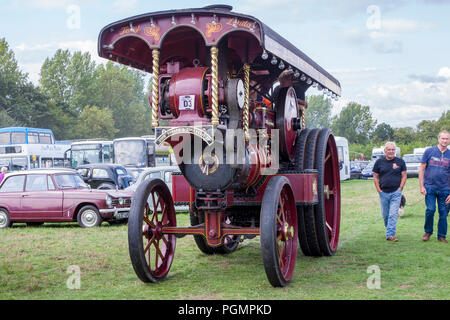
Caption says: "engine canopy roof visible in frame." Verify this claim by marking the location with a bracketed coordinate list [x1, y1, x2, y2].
[98, 5, 341, 96]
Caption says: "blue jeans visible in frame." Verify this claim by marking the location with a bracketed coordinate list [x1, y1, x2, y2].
[379, 190, 402, 238]
[424, 188, 448, 239]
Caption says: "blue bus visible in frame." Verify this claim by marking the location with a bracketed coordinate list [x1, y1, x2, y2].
[0, 127, 69, 171]
[0, 127, 55, 145]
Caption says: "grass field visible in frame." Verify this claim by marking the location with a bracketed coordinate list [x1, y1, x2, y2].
[0, 177, 448, 300]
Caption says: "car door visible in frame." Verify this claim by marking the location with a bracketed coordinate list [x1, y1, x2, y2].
[0, 175, 25, 218]
[21, 174, 63, 218]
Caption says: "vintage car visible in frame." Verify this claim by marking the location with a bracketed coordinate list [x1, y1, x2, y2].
[76, 163, 135, 190]
[361, 159, 376, 179]
[0, 169, 133, 228]
[350, 161, 369, 180]
[125, 166, 188, 211]
[402, 154, 422, 178]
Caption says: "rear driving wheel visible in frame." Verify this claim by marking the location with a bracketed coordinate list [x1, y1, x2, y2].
[300, 128, 322, 256]
[128, 178, 176, 283]
[314, 128, 341, 256]
[260, 176, 298, 287]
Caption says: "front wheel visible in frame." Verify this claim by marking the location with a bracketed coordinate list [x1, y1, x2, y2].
[77, 205, 102, 228]
[260, 176, 298, 287]
[128, 178, 176, 283]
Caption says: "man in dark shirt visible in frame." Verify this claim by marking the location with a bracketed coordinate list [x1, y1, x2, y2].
[419, 130, 450, 243]
[373, 142, 407, 242]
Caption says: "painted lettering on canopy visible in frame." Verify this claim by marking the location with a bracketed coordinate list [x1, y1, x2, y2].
[226, 18, 254, 30]
[120, 25, 141, 35]
[144, 26, 161, 41]
[206, 22, 222, 37]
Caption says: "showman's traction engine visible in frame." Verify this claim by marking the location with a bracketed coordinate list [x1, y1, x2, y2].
[98, 4, 342, 287]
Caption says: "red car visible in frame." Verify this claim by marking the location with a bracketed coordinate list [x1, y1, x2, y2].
[0, 169, 133, 228]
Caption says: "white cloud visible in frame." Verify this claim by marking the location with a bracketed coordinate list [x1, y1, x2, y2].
[438, 66, 450, 78]
[357, 70, 450, 127]
[14, 43, 54, 52]
[112, 0, 138, 13]
[26, 0, 72, 9]
[369, 19, 435, 39]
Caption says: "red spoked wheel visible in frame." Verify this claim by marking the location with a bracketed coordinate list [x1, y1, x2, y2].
[128, 178, 176, 283]
[260, 176, 298, 287]
[314, 128, 341, 256]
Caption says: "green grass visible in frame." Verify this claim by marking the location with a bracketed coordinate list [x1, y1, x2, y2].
[0, 178, 448, 300]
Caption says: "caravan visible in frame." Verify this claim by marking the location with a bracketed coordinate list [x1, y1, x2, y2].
[372, 145, 400, 160]
[335, 136, 350, 180]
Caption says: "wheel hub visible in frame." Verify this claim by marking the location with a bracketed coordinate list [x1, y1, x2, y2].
[82, 210, 97, 226]
[152, 221, 163, 240]
[84, 212, 95, 223]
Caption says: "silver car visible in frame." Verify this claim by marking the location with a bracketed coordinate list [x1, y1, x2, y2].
[402, 154, 422, 177]
[125, 166, 189, 211]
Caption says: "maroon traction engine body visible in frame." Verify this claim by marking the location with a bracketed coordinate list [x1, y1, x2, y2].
[98, 5, 342, 287]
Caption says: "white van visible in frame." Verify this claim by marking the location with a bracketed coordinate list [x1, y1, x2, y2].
[372, 145, 400, 160]
[335, 136, 350, 180]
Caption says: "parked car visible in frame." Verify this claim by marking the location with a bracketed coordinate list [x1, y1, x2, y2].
[361, 159, 376, 179]
[76, 163, 135, 190]
[0, 169, 133, 228]
[350, 161, 369, 179]
[402, 154, 422, 177]
[125, 166, 188, 211]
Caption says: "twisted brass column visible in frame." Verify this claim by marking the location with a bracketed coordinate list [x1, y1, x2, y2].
[151, 49, 160, 128]
[210, 46, 219, 127]
[243, 63, 250, 140]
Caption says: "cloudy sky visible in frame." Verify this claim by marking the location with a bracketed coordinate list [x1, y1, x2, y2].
[1, 0, 449, 128]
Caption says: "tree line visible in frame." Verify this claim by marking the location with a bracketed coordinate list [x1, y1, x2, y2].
[305, 94, 449, 158]
[1, 37, 448, 158]
[0, 38, 152, 140]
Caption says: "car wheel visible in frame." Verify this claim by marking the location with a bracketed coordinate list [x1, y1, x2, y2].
[77, 205, 102, 228]
[0, 209, 12, 229]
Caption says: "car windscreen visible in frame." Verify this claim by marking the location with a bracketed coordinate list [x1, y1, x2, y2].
[54, 174, 89, 189]
[114, 140, 146, 167]
[71, 149, 102, 168]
